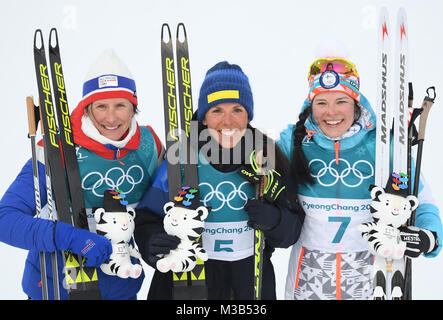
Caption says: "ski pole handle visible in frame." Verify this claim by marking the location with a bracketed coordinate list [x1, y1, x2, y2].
[251, 149, 267, 199]
[417, 87, 436, 141]
[26, 96, 38, 136]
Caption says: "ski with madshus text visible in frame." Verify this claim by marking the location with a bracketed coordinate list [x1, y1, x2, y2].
[32, 28, 101, 300]
[161, 23, 207, 299]
[374, 7, 436, 300]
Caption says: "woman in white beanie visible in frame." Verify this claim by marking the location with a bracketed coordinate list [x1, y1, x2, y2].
[135, 61, 305, 300]
[0, 49, 163, 299]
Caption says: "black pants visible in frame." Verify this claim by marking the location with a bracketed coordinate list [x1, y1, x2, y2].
[147, 251, 276, 300]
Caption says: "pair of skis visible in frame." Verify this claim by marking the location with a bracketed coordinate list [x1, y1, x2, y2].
[160, 23, 206, 300]
[375, 7, 436, 300]
[30, 28, 101, 299]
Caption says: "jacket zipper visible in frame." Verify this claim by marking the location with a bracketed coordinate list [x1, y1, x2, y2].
[334, 140, 340, 165]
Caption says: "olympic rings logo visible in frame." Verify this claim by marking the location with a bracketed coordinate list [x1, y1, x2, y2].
[199, 181, 250, 212]
[82, 165, 144, 197]
[309, 158, 374, 188]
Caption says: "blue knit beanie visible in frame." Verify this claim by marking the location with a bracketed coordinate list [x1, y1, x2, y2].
[197, 61, 253, 121]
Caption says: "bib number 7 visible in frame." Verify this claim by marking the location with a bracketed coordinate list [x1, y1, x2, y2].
[328, 217, 351, 243]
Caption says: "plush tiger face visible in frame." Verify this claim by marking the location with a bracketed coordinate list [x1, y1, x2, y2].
[94, 207, 136, 244]
[370, 186, 419, 228]
[163, 202, 209, 241]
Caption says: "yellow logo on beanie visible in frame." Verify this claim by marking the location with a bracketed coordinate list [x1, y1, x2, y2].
[207, 90, 239, 103]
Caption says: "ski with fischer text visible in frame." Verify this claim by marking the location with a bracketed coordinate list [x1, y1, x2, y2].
[161, 23, 207, 300]
[33, 28, 101, 300]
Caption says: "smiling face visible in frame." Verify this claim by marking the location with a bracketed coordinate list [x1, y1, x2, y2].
[202, 102, 249, 148]
[86, 98, 135, 141]
[311, 92, 356, 139]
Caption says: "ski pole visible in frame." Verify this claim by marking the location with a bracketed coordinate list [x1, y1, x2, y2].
[26, 97, 49, 300]
[250, 149, 267, 300]
[403, 86, 436, 300]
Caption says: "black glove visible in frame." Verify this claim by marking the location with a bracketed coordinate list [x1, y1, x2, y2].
[244, 199, 281, 231]
[399, 226, 439, 258]
[146, 232, 181, 268]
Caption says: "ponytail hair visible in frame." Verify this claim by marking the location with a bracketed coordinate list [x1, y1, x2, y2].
[291, 105, 314, 186]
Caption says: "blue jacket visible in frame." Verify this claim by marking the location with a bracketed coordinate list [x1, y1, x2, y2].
[0, 125, 161, 300]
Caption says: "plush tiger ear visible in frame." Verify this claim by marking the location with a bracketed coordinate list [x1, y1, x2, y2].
[94, 208, 106, 224]
[195, 206, 209, 221]
[127, 207, 136, 219]
[163, 201, 175, 214]
[407, 195, 419, 211]
[370, 186, 384, 201]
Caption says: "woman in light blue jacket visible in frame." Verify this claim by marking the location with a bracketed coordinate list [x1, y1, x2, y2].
[277, 57, 442, 300]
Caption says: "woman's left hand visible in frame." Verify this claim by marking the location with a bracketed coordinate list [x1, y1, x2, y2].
[244, 199, 281, 231]
[399, 226, 439, 258]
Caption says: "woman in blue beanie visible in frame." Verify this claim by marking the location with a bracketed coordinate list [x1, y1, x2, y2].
[135, 61, 305, 299]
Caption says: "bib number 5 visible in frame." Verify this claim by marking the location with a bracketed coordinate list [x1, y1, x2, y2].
[214, 239, 234, 252]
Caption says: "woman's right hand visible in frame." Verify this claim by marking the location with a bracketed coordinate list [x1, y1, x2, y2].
[54, 221, 112, 267]
[146, 232, 181, 268]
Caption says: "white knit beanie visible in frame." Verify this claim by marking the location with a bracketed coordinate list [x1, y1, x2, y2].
[77, 49, 138, 110]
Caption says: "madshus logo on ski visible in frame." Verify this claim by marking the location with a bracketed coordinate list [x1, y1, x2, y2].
[371, 6, 437, 301]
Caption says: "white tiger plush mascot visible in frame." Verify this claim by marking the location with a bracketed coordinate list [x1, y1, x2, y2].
[156, 187, 209, 273]
[358, 173, 419, 299]
[358, 184, 418, 259]
[94, 189, 142, 279]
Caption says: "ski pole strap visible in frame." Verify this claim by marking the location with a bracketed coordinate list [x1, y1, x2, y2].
[52, 220, 58, 250]
[408, 108, 422, 143]
[408, 82, 413, 108]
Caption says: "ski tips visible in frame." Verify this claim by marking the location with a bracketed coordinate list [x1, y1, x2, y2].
[397, 7, 407, 20]
[162, 23, 188, 44]
[378, 7, 390, 42]
[176, 23, 187, 44]
[33, 29, 44, 51]
[161, 23, 172, 44]
[49, 28, 59, 50]
[396, 8, 407, 48]
[34, 28, 60, 51]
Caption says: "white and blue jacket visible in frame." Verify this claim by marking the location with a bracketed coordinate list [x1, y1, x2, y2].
[277, 94, 442, 300]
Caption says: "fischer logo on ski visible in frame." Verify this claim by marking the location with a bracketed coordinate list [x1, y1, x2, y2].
[161, 23, 207, 300]
[33, 28, 101, 300]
